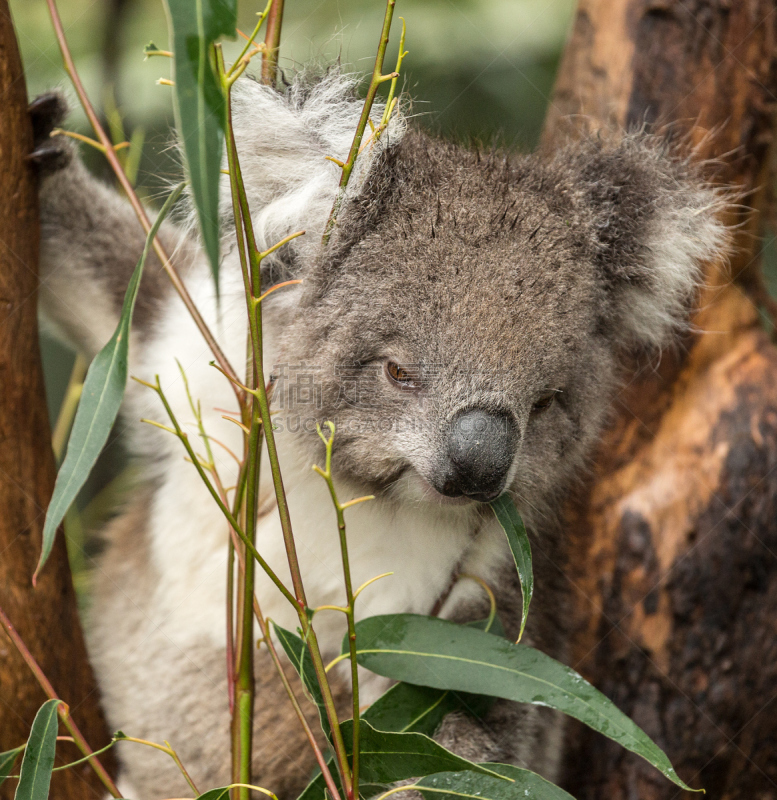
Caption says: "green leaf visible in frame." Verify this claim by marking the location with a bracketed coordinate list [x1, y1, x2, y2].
[272, 621, 331, 740]
[489, 495, 532, 641]
[361, 683, 459, 736]
[14, 699, 60, 800]
[36, 184, 186, 581]
[347, 721, 508, 785]
[414, 767, 574, 800]
[0, 747, 24, 788]
[195, 788, 231, 800]
[297, 720, 510, 800]
[164, 0, 236, 288]
[352, 614, 697, 792]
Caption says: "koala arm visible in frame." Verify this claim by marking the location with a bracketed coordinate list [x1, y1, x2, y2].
[31, 93, 188, 358]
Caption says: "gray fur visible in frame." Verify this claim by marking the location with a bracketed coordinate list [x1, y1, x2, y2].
[34, 72, 728, 799]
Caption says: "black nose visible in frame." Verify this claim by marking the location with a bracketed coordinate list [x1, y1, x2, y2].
[437, 408, 517, 502]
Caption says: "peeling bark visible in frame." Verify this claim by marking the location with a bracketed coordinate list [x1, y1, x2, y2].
[543, 1, 777, 797]
[0, 4, 116, 798]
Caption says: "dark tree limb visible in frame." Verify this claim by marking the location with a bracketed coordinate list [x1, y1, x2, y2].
[0, 3, 117, 798]
[543, 1, 777, 797]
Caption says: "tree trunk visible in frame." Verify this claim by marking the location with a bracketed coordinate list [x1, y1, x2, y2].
[543, 2, 777, 798]
[0, 4, 117, 798]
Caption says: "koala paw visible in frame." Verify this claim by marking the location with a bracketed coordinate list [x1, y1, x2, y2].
[28, 92, 72, 176]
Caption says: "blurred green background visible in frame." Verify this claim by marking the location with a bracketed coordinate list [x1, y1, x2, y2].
[9, 0, 576, 572]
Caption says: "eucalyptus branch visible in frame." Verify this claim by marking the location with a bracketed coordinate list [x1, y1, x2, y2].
[322, 0, 398, 244]
[226, 0, 273, 84]
[45, 0, 242, 402]
[217, 51, 354, 800]
[261, 0, 285, 86]
[376, 17, 408, 139]
[0, 604, 121, 797]
[313, 422, 375, 799]
[135, 376, 297, 609]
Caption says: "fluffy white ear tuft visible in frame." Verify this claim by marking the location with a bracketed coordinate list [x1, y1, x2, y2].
[223, 70, 406, 270]
[567, 135, 732, 351]
[624, 184, 730, 349]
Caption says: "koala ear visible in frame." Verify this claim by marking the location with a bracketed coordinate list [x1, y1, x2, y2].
[564, 135, 730, 350]
[223, 71, 406, 281]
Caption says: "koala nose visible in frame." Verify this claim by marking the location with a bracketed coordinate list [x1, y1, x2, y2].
[438, 408, 518, 502]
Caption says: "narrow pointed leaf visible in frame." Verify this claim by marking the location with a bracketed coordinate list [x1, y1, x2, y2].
[164, 0, 236, 288]
[361, 683, 459, 736]
[195, 788, 231, 800]
[490, 495, 532, 641]
[36, 184, 185, 580]
[296, 720, 509, 800]
[414, 767, 574, 800]
[351, 614, 697, 792]
[345, 721, 508, 785]
[272, 621, 331, 740]
[0, 747, 24, 788]
[14, 699, 60, 800]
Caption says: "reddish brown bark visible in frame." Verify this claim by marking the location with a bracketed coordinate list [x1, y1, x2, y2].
[0, 3, 116, 798]
[543, 1, 777, 797]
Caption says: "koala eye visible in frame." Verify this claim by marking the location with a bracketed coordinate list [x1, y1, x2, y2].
[531, 391, 557, 414]
[386, 360, 420, 389]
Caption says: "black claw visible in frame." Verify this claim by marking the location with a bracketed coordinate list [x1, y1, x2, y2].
[27, 140, 72, 177]
[28, 93, 71, 175]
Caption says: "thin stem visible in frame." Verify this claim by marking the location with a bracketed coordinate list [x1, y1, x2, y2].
[51, 354, 87, 461]
[253, 602, 342, 800]
[218, 55, 354, 800]
[261, 0, 285, 86]
[138, 378, 297, 609]
[0, 604, 120, 797]
[313, 423, 363, 798]
[45, 0, 242, 403]
[322, 0, 397, 244]
[117, 736, 199, 796]
[227, 0, 272, 81]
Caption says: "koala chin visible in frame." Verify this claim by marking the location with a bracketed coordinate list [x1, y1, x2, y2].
[32, 71, 728, 799]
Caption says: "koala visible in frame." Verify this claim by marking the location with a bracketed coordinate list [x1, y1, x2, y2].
[30, 71, 727, 800]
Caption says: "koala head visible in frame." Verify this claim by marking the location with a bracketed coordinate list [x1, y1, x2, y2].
[227, 73, 728, 512]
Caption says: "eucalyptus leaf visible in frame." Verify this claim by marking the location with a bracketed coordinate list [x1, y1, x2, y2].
[14, 699, 60, 800]
[351, 614, 697, 792]
[0, 747, 24, 788]
[361, 682, 459, 736]
[164, 0, 236, 288]
[489, 494, 532, 641]
[295, 720, 509, 800]
[36, 184, 185, 581]
[272, 621, 331, 740]
[414, 767, 574, 800]
[195, 788, 231, 800]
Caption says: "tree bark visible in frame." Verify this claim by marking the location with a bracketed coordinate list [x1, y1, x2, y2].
[0, 4, 117, 798]
[543, 2, 777, 798]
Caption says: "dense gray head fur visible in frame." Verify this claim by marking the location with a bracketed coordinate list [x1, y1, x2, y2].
[226, 74, 728, 511]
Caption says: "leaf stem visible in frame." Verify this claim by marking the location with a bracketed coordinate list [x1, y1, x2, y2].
[217, 52, 354, 800]
[322, 0, 397, 244]
[313, 422, 374, 800]
[261, 0, 284, 86]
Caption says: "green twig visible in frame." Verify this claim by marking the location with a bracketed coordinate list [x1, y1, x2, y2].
[322, 0, 398, 244]
[261, 0, 285, 86]
[313, 423, 375, 799]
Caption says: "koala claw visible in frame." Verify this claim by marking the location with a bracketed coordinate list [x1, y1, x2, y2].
[28, 92, 71, 176]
